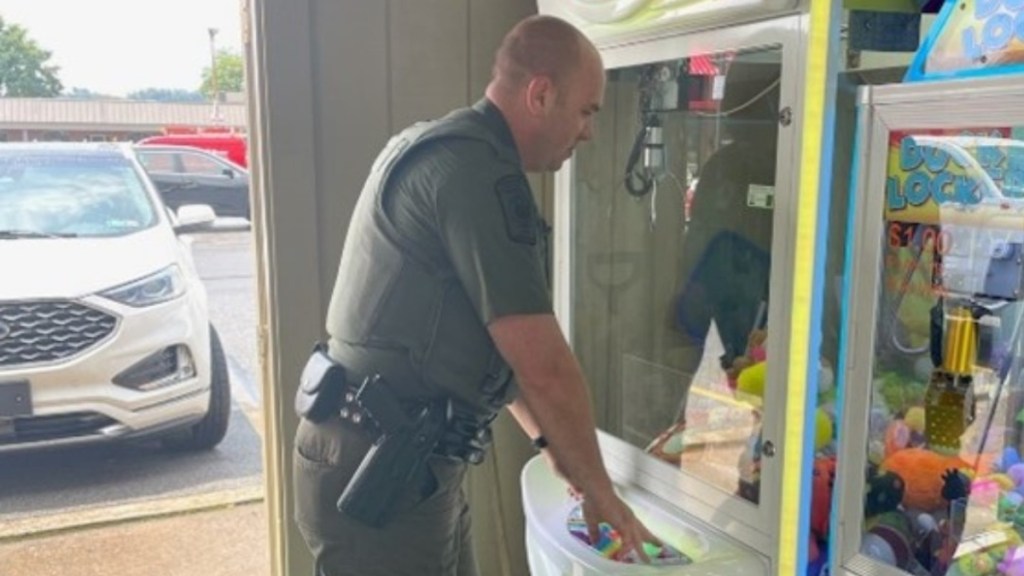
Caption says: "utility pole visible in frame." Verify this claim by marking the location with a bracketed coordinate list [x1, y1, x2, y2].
[208, 27, 222, 122]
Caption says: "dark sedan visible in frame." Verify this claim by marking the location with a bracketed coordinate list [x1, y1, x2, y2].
[134, 144, 251, 220]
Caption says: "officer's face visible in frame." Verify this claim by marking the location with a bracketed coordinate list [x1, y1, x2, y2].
[543, 50, 605, 171]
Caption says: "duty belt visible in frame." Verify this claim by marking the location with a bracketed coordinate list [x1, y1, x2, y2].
[335, 382, 494, 466]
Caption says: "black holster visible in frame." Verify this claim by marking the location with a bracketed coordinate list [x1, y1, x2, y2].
[336, 375, 447, 528]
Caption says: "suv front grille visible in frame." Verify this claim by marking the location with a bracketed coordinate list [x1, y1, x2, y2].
[2, 412, 118, 445]
[0, 301, 118, 367]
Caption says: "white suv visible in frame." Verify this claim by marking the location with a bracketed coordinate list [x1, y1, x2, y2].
[0, 143, 230, 452]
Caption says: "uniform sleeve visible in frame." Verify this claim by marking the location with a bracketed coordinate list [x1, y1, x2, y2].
[433, 142, 553, 324]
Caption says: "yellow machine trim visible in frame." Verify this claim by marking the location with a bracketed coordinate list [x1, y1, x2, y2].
[777, 4, 837, 575]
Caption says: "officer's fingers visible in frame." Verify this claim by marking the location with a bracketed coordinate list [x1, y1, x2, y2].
[623, 530, 651, 563]
[639, 522, 662, 546]
[580, 500, 601, 544]
[586, 519, 600, 545]
[569, 485, 584, 501]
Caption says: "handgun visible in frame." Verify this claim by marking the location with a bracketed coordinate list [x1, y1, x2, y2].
[336, 375, 447, 528]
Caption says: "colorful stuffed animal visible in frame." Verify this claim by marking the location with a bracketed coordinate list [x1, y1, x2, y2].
[865, 472, 905, 518]
[1001, 546, 1024, 576]
[880, 448, 969, 512]
[811, 456, 836, 538]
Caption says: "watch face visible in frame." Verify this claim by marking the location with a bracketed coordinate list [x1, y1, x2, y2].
[565, 503, 693, 566]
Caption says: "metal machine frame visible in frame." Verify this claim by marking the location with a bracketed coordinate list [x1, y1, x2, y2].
[833, 74, 1024, 576]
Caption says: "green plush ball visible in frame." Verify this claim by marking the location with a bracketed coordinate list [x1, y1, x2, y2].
[816, 409, 834, 451]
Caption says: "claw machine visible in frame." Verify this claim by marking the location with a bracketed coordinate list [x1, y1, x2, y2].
[524, 1, 839, 574]
[832, 2, 1024, 575]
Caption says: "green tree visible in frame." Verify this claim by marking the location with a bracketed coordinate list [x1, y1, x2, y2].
[199, 49, 244, 99]
[128, 87, 205, 102]
[0, 16, 62, 97]
[66, 87, 113, 99]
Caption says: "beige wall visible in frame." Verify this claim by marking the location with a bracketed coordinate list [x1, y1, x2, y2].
[248, 1, 540, 575]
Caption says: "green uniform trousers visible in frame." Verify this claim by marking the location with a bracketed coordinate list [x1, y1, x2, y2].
[293, 417, 479, 576]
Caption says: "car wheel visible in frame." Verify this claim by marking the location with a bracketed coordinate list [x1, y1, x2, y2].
[162, 325, 232, 451]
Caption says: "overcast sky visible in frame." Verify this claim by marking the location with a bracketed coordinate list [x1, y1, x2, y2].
[1, 0, 244, 96]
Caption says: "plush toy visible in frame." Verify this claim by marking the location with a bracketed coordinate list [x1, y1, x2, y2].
[815, 409, 834, 452]
[874, 372, 928, 416]
[861, 511, 918, 571]
[865, 471, 905, 518]
[971, 476, 1005, 509]
[1001, 546, 1024, 576]
[881, 448, 969, 511]
[806, 455, 837, 575]
[868, 406, 893, 466]
[748, 329, 767, 362]
[1002, 448, 1024, 471]
[904, 406, 926, 436]
[736, 361, 767, 406]
[999, 492, 1024, 523]
[929, 468, 975, 572]
[811, 456, 836, 538]
[806, 538, 827, 576]
[884, 420, 911, 459]
[912, 512, 944, 571]
[734, 361, 833, 452]
[956, 551, 999, 576]
[737, 432, 763, 501]
[725, 329, 767, 391]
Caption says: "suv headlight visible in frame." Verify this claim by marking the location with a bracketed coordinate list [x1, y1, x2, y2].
[101, 265, 186, 307]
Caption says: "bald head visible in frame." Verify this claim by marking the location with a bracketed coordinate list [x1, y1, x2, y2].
[486, 15, 604, 173]
[489, 15, 596, 95]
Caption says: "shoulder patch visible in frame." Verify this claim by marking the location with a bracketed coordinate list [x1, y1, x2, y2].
[495, 174, 537, 245]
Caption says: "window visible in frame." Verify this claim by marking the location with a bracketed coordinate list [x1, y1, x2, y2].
[180, 152, 230, 176]
[0, 150, 157, 237]
[137, 151, 177, 173]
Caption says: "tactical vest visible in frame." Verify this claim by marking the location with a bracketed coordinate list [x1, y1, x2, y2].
[326, 107, 540, 418]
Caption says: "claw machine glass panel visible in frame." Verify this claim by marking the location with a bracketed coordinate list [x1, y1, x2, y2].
[834, 76, 1024, 576]
[542, 17, 804, 561]
[574, 45, 781, 503]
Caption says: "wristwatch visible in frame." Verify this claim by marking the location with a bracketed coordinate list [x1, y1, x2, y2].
[531, 435, 548, 450]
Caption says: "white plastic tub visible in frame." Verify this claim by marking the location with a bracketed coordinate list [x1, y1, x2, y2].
[521, 455, 769, 575]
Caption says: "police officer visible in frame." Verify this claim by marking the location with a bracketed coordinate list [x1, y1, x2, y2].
[293, 15, 659, 576]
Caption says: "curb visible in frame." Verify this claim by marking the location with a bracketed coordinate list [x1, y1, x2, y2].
[0, 485, 265, 543]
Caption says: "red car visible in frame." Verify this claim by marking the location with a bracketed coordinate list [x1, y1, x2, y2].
[138, 134, 249, 168]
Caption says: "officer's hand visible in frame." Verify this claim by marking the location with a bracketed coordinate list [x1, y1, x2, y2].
[581, 491, 661, 563]
[541, 449, 583, 500]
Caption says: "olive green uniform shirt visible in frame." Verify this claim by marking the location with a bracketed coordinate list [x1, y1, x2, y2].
[325, 98, 551, 415]
[385, 100, 551, 323]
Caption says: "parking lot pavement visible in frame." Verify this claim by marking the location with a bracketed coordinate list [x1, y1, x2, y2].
[0, 225, 270, 575]
[0, 500, 270, 576]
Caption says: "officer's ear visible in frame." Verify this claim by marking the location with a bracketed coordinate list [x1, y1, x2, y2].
[524, 75, 558, 117]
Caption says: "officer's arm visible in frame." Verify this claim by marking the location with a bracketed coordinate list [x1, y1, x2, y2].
[506, 398, 541, 440]
[489, 313, 614, 499]
[507, 397, 583, 497]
